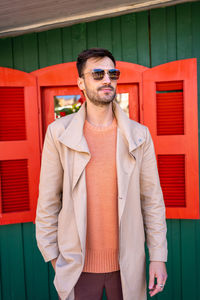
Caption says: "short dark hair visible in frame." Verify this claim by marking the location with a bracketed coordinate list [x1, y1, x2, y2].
[76, 48, 116, 77]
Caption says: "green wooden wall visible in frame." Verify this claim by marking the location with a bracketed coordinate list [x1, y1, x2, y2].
[0, 2, 200, 299]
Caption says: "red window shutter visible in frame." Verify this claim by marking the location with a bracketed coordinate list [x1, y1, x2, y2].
[0, 68, 41, 225]
[142, 59, 199, 219]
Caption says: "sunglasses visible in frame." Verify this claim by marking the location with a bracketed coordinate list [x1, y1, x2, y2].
[82, 68, 120, 81]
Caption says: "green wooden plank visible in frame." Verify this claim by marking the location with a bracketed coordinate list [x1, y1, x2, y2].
[97, 19, 112, 51]
[0, 230, 2, 300]
[13, 34, 38, 72]
[48, 263, 58, 300]
[157, 220, 182, 300]
[170, 220, 182, 299]
[121, 14, 137, 63]
[86, 21, 98, 49]
[46, 29, 63, 65]
[38, 32, 49, 68]
[0, 231, 2, 300]
[0, 38, 13, 68]
[0, 224, 26, 300]
[136, 11, 150, 67]
[166, 6, 177, 62]
[150, 8, 167, 67]
[22, 223, 50, 300]
[195, 220, 200, 300]
[111, 17, 122, 61]
[62, 27, 73, 62]
[13, 36, 25, 70]
[0, 280, 2, 300]
[71, 23, 87, 61]
[22, 223, 36, 300]
[38, 29, 63, 68]
[156, 222, 172, 300]
[23, 33, 39, 72]
[177, 3, 192, 60]
[181, 221, 198, 300]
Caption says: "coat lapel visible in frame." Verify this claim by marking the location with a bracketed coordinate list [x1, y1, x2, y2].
[117, 128, 136, 223]
[114, 102, 146, 224]
[58, 102, 90, 190]
[58, 103, 90, 253]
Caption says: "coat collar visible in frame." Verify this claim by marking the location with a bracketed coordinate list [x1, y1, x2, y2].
[58, 101, 145, 153]
[58, 101, 89, 154]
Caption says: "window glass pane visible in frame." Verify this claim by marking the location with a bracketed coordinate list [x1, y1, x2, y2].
[116, 93, 129, 116]
[54, 95, 81, 118]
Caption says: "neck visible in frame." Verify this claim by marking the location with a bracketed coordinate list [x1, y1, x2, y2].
[86, 100, 114, 127]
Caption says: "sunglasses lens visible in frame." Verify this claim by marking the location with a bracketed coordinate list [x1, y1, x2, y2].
[91, 68, 120, 80]
[92, 69, 105, 80]
[108, 69, 120, 80]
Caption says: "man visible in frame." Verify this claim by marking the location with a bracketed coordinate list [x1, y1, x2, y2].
[36, 48, 167, 300]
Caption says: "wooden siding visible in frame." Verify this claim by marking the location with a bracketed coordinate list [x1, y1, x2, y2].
[0, 2, 200, 300]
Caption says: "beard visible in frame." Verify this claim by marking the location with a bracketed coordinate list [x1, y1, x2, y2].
[84, 84, 116, 107]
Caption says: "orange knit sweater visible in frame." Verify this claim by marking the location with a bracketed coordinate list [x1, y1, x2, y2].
[83, 118, 120, 273]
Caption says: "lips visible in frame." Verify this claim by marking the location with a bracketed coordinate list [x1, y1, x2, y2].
[98, 86, 114, 92]
[101, 88, 112, 92]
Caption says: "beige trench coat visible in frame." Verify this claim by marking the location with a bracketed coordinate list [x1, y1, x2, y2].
[36, 102, 167, 300]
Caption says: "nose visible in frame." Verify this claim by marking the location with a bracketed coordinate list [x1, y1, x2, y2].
[102, 72, 111, 84]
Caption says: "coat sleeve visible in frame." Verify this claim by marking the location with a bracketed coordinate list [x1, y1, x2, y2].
[140, 127, 167, 262]
[35, 125, 63, 262]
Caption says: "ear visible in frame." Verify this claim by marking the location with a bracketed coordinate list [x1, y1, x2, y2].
[77, 77, 85, 91]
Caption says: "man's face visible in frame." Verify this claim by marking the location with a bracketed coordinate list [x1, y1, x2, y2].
[78, 56, 117, 107]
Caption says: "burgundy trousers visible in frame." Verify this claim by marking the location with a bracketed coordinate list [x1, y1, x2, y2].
[74, 271, 124, 300]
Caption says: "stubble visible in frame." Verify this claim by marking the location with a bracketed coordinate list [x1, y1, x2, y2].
[84, 84, 116, 107]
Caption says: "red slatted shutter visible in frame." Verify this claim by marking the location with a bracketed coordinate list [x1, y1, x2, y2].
[0, 68, 40, 225]
[142, 59, 199, 219]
